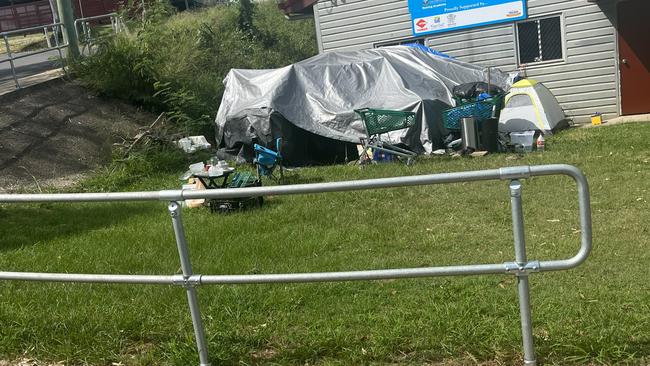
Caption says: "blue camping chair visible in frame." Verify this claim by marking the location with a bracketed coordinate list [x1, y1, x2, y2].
[254, 138, 283, 182]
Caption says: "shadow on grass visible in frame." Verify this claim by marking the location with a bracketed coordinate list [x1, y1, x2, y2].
[0, 202, 162, 252]
[279, 174, 324, 185]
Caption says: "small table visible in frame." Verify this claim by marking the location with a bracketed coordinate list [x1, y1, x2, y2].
[181, 168, 236, 189]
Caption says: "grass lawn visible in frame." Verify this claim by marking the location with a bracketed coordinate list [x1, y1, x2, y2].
[0, 33, 50, 55]
[1, 123, 649, 365]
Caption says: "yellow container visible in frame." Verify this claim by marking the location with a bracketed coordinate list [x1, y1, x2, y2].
[591, 113, 602, 125]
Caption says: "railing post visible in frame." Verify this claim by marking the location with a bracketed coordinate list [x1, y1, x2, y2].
[509, 180, 537, 366]
[2, 33, 20, 88]
[44, 26, 52, 48]
[168, 201, 211, 366]
[52, 24, 68, 77]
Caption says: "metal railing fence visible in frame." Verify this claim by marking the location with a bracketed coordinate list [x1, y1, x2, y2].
[1, 22, 68, 89]
[0, 13, 124, 91]
[0, 164, 592, 366]
[74, 13, 124, 54]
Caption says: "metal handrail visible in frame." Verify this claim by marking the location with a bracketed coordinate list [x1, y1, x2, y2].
[0, 22, 63, 37]
[0, 13, 123, 91]
[1, 22, 68, 89]
[0, 164, 592, 366]
[73, 13, 124, 54]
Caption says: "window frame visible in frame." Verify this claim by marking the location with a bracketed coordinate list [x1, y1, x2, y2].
[374, 37, 425, 48]
[514, 13, 567, 67]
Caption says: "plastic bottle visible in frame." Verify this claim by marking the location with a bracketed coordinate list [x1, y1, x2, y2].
[536, 134, 545, 152]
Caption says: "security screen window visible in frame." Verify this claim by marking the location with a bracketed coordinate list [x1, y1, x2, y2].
[517, 16, 564, 64]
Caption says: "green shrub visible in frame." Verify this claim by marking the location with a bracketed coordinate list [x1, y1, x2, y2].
[73, 0, 318, 138]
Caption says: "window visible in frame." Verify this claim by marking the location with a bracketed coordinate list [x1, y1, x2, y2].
[375, 38, 425, 48]
[516, 16, 564, 64]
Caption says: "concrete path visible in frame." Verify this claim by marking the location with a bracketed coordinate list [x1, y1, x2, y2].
[581, 113, 650, 128]
[0, 48, 66, 96]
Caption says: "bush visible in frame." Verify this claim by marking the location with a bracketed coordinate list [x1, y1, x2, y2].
[73, 0, 318, 138]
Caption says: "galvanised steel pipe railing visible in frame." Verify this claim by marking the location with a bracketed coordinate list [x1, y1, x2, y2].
[1, 22, 68, 89]
[0, 164, 592, 366]
[73, 13, 124, 54]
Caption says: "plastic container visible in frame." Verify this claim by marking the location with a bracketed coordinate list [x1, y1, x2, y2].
[536, 134, 545, 152]
[461, 117, 478, 151]
[510, 131, 535, 153]
[591, 113, 602, 126]
[189, 162, 205, 173]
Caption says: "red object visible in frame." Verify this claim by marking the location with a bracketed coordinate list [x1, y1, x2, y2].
[0, 0, 54, 32]
[277, 0, 317, 16]
[0, 0, 122, 33]
[416, 19, 427, 29]
[536, 134, 545, 152]
[73, 0, 121, 19]
[618, 0, 650, 115]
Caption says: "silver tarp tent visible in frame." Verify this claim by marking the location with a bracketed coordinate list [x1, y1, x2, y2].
[214, 46, 510, 164]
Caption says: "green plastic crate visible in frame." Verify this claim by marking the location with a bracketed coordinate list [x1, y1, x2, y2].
[228, 172, 258, 188]
[442, 95, 504, 131]
[354, 108, 416, 136]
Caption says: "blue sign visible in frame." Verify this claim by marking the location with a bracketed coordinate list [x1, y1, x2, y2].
[408, 0, 527, 36]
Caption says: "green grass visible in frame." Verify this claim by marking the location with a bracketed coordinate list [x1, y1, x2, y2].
[1, 123, 649, 365]
[0, 33, 50, 55]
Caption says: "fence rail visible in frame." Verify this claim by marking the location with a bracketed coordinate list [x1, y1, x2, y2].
[1, 21, 68, 89]
[74, 12, 123, 53]
[1, 13, 123, 91]
[0, 164, 592, 366]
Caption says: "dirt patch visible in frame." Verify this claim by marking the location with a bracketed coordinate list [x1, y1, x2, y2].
[0, 78, 157, 192]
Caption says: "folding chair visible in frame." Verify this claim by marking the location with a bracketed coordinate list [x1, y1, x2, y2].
[254, 138, 283, 181]
[354, 108, 417, 165]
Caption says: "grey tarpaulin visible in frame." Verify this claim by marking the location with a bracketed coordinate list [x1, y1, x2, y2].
[214, 46, 510, 164]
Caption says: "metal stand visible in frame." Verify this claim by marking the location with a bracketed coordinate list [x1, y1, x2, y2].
[168, 202, 211, 366]
[509, 180, 537, 366]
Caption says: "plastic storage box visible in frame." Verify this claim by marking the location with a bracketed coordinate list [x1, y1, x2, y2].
[510, 131, 536, 152]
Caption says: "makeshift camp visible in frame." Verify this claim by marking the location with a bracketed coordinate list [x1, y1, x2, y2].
[498, 79, 566, 133]
[214, 46, 511, 165]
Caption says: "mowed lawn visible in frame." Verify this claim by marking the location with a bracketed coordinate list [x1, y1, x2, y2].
[0, 123, 649, 365]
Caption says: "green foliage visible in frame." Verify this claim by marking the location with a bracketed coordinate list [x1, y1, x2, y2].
[77, 146, 190, 192]
[72, 0, 318, 137]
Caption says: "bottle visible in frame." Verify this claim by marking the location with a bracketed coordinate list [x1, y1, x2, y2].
[536, 134, 545, 152]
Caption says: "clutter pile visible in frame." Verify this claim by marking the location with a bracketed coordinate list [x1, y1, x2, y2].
[176, 136, 212, 154]
[214, 45, 512, 165]
[180, 157, 262, 213]
[439, 78, 566, 156]
[441, 81, 505, 155]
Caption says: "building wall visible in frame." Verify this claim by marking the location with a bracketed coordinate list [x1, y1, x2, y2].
[0, 0, 54, 32]
[315, 0, 620, 123]
[0, 0, 121, 33]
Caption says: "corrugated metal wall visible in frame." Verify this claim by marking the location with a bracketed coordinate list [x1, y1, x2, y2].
[315, 0, 620, 122]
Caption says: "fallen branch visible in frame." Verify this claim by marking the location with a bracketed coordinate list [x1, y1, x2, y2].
[122, 112, 165, 158]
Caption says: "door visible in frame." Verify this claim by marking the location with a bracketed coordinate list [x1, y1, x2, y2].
[618, 0, 650, 115]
